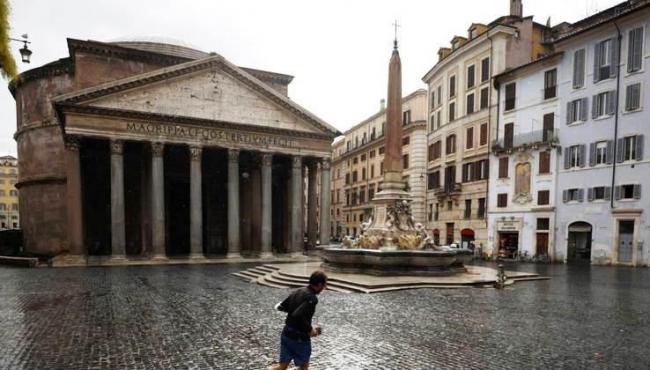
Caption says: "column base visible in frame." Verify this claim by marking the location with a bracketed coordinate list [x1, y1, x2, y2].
[260, 252, 274, 259]
[151, 254, 168, 261]
[189, 253, 206, 260]
[109, 255, 128, 265]
[51, 254, 87, 267]
[291, 252, 305, 258]
[226, 252, 242, 259]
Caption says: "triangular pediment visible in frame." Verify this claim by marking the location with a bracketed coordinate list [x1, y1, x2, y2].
[54, 56, 338, 137]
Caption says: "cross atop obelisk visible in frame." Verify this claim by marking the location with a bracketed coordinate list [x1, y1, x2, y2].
[392, 20, 400, 49]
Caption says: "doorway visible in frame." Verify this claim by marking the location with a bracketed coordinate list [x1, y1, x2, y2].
[617, 220, 635, 263]
[498, 231, 519, 258]
[567, 221, 592, 262]
[536, 233, 549, 257]
[461, 229, 475, 250]
[445, 223, 454, 245]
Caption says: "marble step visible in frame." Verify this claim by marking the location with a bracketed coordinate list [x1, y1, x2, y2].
[255, 277, 290, 289]
[262, 273, 353, 293]
[231, 272, 256, 282]
[236, 270, 266, 280]
[272, 271, 361, 293]
[256, 265, 279, 273]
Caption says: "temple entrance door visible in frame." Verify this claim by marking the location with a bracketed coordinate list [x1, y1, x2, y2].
[164, 145, 190, 256]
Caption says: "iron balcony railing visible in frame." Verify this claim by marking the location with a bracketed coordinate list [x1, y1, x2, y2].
[491, 129, 559, 151]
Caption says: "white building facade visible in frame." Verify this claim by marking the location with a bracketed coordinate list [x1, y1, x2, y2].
[488, 53, 561, 260]
[554, 1, 650, 266]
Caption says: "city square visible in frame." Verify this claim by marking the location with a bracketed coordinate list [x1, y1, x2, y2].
[2, 0, 650, 368]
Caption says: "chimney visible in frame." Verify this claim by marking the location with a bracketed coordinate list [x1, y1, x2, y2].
[510, 0, 523, 17]
[380, 99, 386, 111]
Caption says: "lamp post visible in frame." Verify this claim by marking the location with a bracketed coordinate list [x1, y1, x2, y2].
[8, 34, 32, 63]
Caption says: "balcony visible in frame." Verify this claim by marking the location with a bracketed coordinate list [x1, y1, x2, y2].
[434, 183, 462, 199]
[491, 129, 558, 153]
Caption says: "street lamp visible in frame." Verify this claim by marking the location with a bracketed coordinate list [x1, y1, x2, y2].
[9, 34, 32, 64]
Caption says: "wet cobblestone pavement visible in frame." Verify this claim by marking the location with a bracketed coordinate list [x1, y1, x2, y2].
[1, 262, 650, 369]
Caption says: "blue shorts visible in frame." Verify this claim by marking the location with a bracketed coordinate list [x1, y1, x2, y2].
[279, 327, 312, 366]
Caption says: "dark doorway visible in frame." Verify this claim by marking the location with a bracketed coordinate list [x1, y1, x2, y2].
[432, 229, 440, 246]
[461, 228, 475, 250]
[164, 145, 190, 256]
[272, 156, 290, 253]
[536, 233, 549, 257]
[498, 231, 519, 258]
[81, 139, 111, 256]
[567, 221, 592, 262]
[123, 142, 147, 256]
[203, 148, 228, 256]
[445, 222, 454, 245]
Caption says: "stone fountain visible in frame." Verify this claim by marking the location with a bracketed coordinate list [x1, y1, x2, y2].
[322, 39, 472, 276]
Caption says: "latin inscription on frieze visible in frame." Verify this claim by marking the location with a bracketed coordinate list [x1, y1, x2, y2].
[125, 122, 296, 148]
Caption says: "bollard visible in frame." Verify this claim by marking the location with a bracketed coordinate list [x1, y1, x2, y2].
[495, 263, 506, 289]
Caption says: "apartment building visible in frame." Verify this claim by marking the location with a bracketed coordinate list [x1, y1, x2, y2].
[422, 0, 552, 249]
[553, 0, 650, 266]
[488, 54, 561, 260]
[331, 90, 427, 239]
[0, 156, 19, 230]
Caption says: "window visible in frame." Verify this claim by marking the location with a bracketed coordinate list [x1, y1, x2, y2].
[618, 136, 644, 162]
[379, 146, 385, 155]
[434, 203, 440, 221]
[567, 98, 588, 124]
[466, 93, 475, 115]
[370, 165, 375, 178]
[477, 159, 489, 180]
[362, 168, 366, 180]
[564, 188, 583, 202]
[498, 157, 509, 178]
[467, 65, 475, 88]
[594, 38, 616, 82]
[437, 86, 442, 105]
[361, 154, 366, 161]
[352, 171, 358, 182]
[11, 203, 18, 211]
[504, 123, 514, 149]
[428, 204, 433, 222]
[497, 193, 508, 208]
[466, 127, 474, 149]
[625, 83, 641, 112]
[446, 135, 456, 155]
[353, 157, 358, 164]
[505, 83, 516, 111]
[481, 57, 490, 82]
[588, 186, 608, 201]
[479, 123, 488, 146]
[369, 150, 376, 158]
[573, 49, 586, 88]
[345, 173, 350, 185]
[628, 27, 644, 73]
[477, 198, 486, 218]
[536, 218, 550, 231]
[359, 188, 366, 203]
[430, 91, 436, 111]
[539, 151, 551, 174]
[449, 102, 456, 122]
[9, 190, 17, 196]
[447, 201, 453, 211]
[543, 113, 554, 142]
[593, 91, 615, 118]
[464, 199, 472, 219]
[429, 141, 442, 161]
[462, 163, 474, 182]
[371, 127, 376, 140]
[616, 184, 641, 200]
[368, 185, 375, 200]
[403, 110, 411, 125]
[0, 190, 5, 197]
[537, 190, 550, 205]
[380, 161, 384, 174]
[428, 171, 440, 190]
[480, 87, 489, 110]
[544, 69, 557, 99]
[444, 166, 456, 191]
[564, 144, 585, 169]
[449, 75, 456, 97]
[436, 111, 442, 129]
[0, 203, 5, 210]
[402, 136, 410, 145]
[402, 154, 409, 169]
[591, 141, 609, 166]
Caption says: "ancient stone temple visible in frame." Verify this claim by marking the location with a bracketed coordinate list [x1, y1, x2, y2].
[9, 38, 339, 263]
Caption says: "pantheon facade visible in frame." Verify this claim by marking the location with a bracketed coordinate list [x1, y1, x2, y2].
[9, 38, 338, 263]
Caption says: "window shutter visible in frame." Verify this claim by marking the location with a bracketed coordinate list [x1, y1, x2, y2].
[564, 147, 571, 169]
[592, 94, 599, 119]
[634, 184, 642, 200]
[628, 28, 643, 73]
[614, 185, 622, 200]
[604, 186, 612, 201]
[593, 43, 601, 82]
[606, 91, 616, 115]
[589, 143, 597, 167]
[566, 102, 574, 124]
[573, 49, 585, 89]
[610, 37, 619, 78]
[563, 189, 569, 203]
[578, 188, 584, 202]
[616, 138, 625, 163]
[606, 140, 614, 164]
[588, 188, 594, 202]
[580, 98, 589, 122]
[579, 144, 586, 167]
[625, 84, 633, 111]
[635, 134, 644, 161]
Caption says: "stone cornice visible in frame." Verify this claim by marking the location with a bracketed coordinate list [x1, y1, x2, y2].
[52, 56, 339, 138]
[8, 58, 74, 97]
[67, 38, 189, 66]
[56, 104, 334, 141]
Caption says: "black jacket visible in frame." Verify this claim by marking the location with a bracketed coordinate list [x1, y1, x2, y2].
[277, 286, 318, 335]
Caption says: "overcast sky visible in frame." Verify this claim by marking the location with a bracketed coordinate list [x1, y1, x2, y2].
[0, 0, 621, 156]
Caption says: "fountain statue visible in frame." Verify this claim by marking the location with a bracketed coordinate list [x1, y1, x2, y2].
[322, 36, 472, 276]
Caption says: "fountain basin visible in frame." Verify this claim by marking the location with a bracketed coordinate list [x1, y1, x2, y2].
[322, 248, 474, 276]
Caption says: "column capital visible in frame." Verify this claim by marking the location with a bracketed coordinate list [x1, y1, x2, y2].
[151, 142, 165, 157]
[321, 158, 331, 170]
[292, 155, 303, 169]
[228, 148, 240, 162]
[64, 136, 81, 152]
[261, 153, 273, 167]
[110, 140, 124, 155]
[189, 146, 203, 161]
